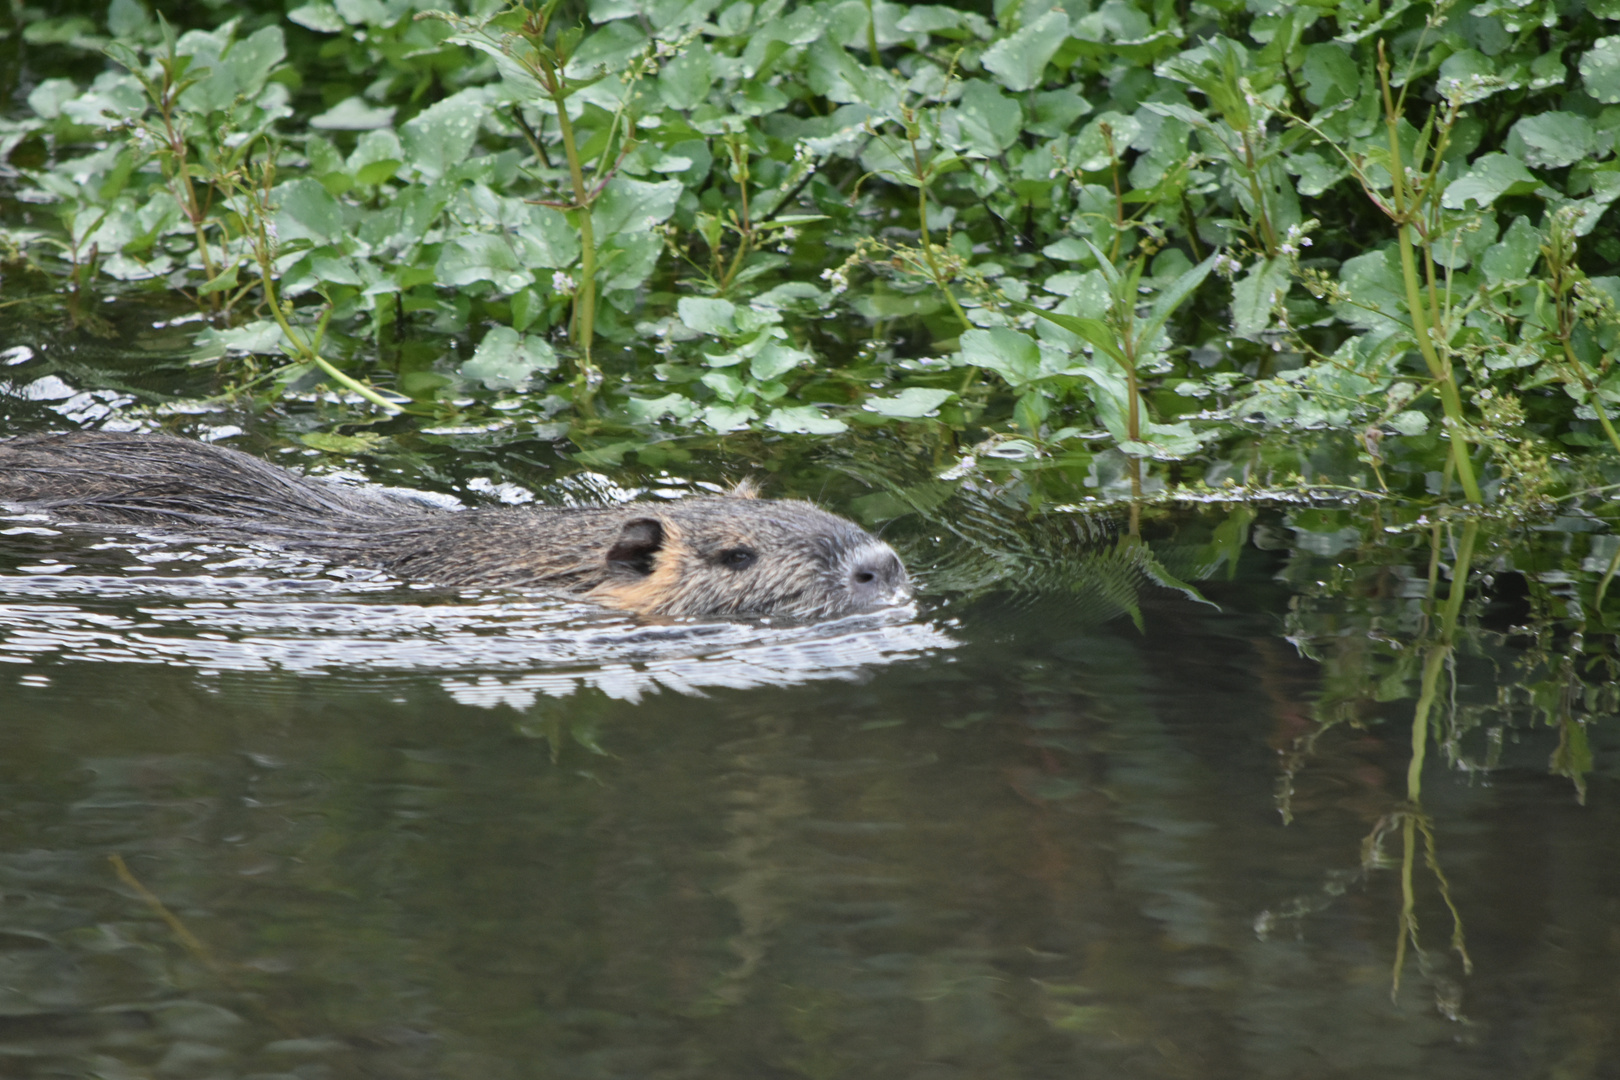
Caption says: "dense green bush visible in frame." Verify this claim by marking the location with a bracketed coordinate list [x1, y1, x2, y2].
[5, 0, 1620, 506]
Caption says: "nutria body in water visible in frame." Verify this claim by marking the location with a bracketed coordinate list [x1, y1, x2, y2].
[0, 432, 910, 620]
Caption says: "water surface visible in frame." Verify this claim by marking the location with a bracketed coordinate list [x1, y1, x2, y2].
[2, 482, 1616, 1079]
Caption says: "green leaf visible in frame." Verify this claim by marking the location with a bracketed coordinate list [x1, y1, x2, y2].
[197, 263, 241, 297]
[354, 158, 402, 186]
[1441, 153, 1541, 210]
[658, 41, 713, 110]
[1582, 36, 1620, 103]
[626, 393, 697, 425]
[804, 37, 900, 112]
[1335, 249, 1408, 332]
[516, 206, 581, 270]
[765, 405, 848, 435]
[981, 9, 1071, 92]
[107, 0, 148, 35]
[310, 96, 396, 131]
[1436, 49, 1502, 105]
[569, 20, 649, 76]
[401, 89, 487, 181]
[1028, 87, 1091, 137]
[592, 177, 682, 238]
[273, 178, 346, 245]
[300, 431, 387, 455]
[863, 387, 955, 418]
[436, 234, 530, 291]
[1013, 306, 1126, 367]
[288, 3, 346, 32]
[678, 297, 738, 336]
[1301, 43, 1359, 106]
[1287, 151, 1348, 196]
[1124, 536, 1217, 607]
[1231, 256, 1290, 339]
[23, 16, 97, 45]
[960, 327, 1045, 386]
[1138, 251, 1220, 351]
[1506, 111, 1596, 169]
[749, 341, 810, 381]
[732, 81, 791, 117]
[701, 369, 746, 398]
[949, 79, 1022, 156]
[177, 24, 286, 113]
[1014, 389, 1051, 433]
[193, 320, 290, 358]
[460, 327, 558, 391]
[1389, 410, 1429, 435]
[1482, 215, 1542, 285]
[26, 78, 78, 120]
[703, 403, 757, 432]
[1073, 110, 1142, 171]
[57, 73, 145, 127]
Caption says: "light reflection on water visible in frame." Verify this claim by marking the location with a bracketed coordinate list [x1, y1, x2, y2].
[3, 500, 1620, 1080]
[0, 561, 956, 703]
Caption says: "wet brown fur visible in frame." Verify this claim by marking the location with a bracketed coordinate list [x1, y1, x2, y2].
[0, 432, 910, 620]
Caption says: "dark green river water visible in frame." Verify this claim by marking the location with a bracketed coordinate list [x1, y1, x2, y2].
[3, 343, 1619, 1079]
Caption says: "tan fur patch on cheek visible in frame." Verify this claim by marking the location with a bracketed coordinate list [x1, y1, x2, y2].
[586, 527, 692, 616]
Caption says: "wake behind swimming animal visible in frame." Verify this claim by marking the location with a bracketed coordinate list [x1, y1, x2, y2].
[0, 432, 911, 620]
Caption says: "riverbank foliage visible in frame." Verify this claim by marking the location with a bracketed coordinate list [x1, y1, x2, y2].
[4, 0, 1620, 511]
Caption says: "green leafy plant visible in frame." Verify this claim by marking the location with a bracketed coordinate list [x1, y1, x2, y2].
[8, 0, 1620, 509]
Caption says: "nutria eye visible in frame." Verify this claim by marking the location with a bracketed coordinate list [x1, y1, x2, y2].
[718, 547, 757, 571]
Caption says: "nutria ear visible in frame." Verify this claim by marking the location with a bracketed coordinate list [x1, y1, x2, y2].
[605, 518, 664, 576]
[728, 478, 760, 499]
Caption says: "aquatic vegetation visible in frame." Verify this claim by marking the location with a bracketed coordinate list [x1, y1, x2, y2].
[3, 0, 1620, 509]
[6, 0, 1620, 1041]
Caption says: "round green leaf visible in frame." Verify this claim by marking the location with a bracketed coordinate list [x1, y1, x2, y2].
[1582, 36, 1620, 103]
[864, 388, 956, 418]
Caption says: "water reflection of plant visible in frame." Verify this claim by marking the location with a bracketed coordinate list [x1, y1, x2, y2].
[1267, 506, 1618, 1006]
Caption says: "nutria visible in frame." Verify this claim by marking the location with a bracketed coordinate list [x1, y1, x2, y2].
[0, 432, 910, 620]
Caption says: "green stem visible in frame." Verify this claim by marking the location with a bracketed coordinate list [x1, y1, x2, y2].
[1241, 131, 1278, 255]
[1393, 811, 1415, 999]
[1382, 56, 1482, 504]
[1123, 343, 1140, 444]
[250, 214, 399, 414]
[1408, 517, 1478, 797]
[547, 65, 597, 375]
[915, 174, 971, 332]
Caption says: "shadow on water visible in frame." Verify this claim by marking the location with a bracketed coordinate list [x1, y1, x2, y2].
[3, 377, 1620, 1076]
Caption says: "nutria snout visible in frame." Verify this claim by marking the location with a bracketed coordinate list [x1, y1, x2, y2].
[0, 432, 912, 621]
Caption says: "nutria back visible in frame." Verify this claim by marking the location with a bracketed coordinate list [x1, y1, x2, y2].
[0, 432, 911, 620]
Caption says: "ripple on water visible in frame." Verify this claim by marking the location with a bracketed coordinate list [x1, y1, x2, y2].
[0, 534, 956, 703]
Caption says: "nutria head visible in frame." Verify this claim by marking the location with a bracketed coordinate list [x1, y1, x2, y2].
[586, 495, 910, 620]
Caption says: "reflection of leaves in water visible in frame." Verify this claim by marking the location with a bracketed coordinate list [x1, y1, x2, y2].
[853, 479, 1211, 630]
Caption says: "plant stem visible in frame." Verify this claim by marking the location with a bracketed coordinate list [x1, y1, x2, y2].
[1380, 45, 1482, 504]
[908, 132, 971, 333]
[243, 176, 399, 414]
[551, 91, 596, 366]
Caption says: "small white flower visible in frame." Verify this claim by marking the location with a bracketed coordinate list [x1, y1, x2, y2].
[552, 271, 576, 296]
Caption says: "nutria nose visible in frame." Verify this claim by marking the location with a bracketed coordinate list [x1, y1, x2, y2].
[847, 546, 910, 608]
